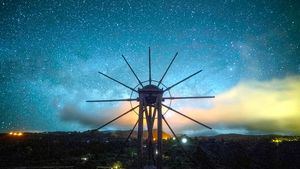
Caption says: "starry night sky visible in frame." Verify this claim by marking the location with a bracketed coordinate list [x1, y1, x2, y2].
[1, 0, 300, 135]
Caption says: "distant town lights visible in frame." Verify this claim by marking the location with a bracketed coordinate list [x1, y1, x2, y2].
[271, 137, 299, 145]
[8, 132, 23, 137]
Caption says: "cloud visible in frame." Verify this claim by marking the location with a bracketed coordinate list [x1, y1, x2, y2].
[59, 75, 300, 135]
[59, 101, 140, 130]
[170, 75, 300, 135]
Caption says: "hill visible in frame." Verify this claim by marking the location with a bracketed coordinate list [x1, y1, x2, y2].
[0, 131, 299, 169]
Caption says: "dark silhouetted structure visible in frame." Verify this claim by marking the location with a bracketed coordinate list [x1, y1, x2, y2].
[86, 47, 214, 169]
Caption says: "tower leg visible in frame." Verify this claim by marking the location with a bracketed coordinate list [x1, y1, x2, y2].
[157, 101, 163, 169]
[147, 106, 154, 165]
[137, 102, 144, 169]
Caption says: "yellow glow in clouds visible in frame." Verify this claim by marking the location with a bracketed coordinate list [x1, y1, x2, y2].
[171, 75, 300, 135]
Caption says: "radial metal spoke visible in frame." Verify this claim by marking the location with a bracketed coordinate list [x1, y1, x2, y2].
[164, 70, 202, 92]
[158, 52, 178, 86]
[162, 104, 212, 129]
[163, 96, 215, 100]
[86, 98, 138, 102]
[162, 115, 199, 167]
[115, 119, 139, 160]
[148, 47, 152, 84]
[94, 105, 139, 131]
[98, 71, 138, 93]
[122, 55, 144, 87]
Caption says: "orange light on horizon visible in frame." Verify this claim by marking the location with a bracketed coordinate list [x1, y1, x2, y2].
[8, 132, 23, 137]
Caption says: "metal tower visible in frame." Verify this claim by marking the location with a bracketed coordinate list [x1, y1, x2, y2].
[86, 47, 214, 169]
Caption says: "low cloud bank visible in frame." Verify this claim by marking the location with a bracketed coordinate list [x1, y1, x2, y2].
[172, 75, 300, 135]
[59, 76, 300, 135]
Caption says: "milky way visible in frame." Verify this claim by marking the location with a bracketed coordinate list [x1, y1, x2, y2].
[0, 0, 299, 134]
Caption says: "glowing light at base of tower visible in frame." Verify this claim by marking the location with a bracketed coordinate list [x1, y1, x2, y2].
[181, 137, 188, 144]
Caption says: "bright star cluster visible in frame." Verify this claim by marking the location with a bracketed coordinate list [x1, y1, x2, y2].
[0, 0, 299, 134]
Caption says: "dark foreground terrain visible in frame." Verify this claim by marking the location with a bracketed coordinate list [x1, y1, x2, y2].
[0, 131, 299, 169]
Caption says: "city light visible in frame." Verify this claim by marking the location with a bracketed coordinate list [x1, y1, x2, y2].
[272, 138, 283, 144]
[8, 132, 23, 137]
[81, 157, 88, 161]
[271, 137, 299, 145]
[181, 137, 187, 144]
[111, 161, 122, 169]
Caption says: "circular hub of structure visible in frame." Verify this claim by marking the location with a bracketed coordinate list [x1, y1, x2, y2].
[138, 84, 163, 104]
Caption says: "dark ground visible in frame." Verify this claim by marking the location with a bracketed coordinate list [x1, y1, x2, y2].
[0, 131, 299, 169]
